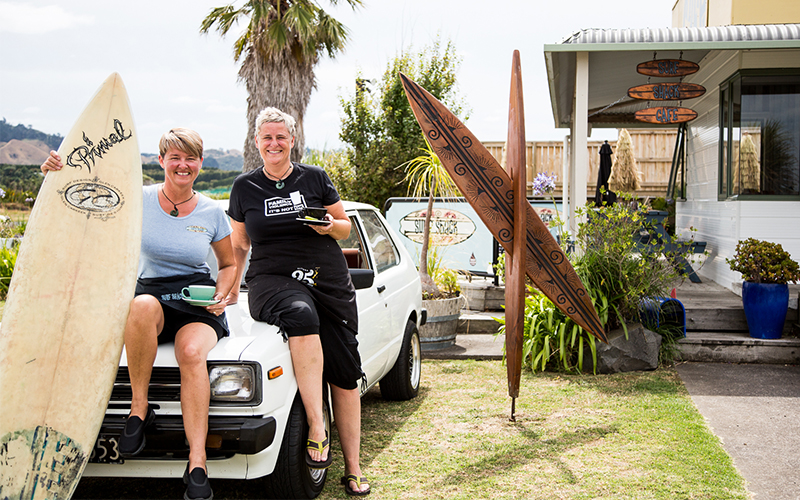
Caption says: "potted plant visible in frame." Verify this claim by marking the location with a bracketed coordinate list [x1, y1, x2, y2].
[402, 139, 463, 350]
[726, 238, 800, 339]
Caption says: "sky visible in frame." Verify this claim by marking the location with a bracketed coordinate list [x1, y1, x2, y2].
[0, 0, 673, 155]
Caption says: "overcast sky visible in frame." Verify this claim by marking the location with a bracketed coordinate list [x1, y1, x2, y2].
[0, 0, 672, 154]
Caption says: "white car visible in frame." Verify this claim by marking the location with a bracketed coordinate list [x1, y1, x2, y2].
[84, 201, 425, 499]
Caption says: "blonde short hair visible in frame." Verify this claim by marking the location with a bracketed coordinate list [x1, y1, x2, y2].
[255, 107, 296, 138]
[158, 128, 203, 158]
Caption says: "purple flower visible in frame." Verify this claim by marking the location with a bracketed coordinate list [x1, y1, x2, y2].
[531, 172, 557, 196]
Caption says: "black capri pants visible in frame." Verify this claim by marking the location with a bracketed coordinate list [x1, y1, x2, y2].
[256, 288, 363, 390]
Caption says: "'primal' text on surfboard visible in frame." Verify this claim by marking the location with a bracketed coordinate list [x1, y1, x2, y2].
[67, 119, 133, 173]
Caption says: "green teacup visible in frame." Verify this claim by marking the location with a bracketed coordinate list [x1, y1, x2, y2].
[181, 285, 216, 301]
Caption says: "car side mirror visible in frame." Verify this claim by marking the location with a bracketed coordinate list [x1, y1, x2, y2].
[349, 269, 375, 290]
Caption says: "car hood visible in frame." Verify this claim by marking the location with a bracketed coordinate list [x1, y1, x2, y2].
[119, 293, 287, 368]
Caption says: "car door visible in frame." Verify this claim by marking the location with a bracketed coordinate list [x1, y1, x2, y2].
[338, 211, 393, 387]
[355, 209, 411, 378]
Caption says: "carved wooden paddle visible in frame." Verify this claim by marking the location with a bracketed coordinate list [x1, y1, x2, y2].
[505, 50, 526, 419]
[400, 73, 607, 345]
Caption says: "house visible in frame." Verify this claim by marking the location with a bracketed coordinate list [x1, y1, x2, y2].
[544, 1, 800, 291]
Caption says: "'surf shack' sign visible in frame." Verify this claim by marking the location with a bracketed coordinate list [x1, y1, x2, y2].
[637, 59, 699, 77]
[628, 82, 706, 101]
[635, 107, 698, 124]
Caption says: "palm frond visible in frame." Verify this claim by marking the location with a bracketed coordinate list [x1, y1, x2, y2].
[401, 140, 460, 200]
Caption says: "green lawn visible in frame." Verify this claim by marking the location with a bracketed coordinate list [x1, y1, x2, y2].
[315, 360, 747, 500]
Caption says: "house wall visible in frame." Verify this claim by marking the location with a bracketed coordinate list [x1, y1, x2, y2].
[679, 48, 800, 291]
[672, 0, 800, 27]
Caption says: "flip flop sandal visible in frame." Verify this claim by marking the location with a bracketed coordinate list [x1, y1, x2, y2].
[341, 474, 370, 496]
[305, 437, 332, 469]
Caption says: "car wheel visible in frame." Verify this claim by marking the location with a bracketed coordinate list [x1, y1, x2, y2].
[380, 319, 421, 401]
[260, 388, 331, 499]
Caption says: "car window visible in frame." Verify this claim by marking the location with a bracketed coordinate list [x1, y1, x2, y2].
[337, 215, 369, 269]
[358, 210, 400, 274]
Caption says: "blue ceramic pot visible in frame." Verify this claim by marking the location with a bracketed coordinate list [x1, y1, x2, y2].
[742, 281, 789, 339]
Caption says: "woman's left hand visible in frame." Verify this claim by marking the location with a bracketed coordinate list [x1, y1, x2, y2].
[205, 294, 228, 316]
[310, 214, 335, 236]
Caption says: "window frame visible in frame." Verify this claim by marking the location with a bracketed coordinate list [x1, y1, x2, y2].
[718, 68, 800, 201]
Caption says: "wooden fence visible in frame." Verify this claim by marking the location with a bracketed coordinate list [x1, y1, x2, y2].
[483, 129, 678, 199]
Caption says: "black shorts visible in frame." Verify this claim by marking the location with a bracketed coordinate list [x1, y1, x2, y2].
[158, 303, 227, 345]
[259, 290, 320, 338]
[256, 289, 363, 390]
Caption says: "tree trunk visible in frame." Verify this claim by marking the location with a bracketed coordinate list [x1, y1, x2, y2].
[419, 186, 441, 298]
[239, 47, 317, 172]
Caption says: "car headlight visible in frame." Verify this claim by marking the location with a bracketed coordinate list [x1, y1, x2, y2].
[208, 363, 262, 405]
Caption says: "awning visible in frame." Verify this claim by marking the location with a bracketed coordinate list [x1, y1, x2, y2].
[544, 24, 800, 128]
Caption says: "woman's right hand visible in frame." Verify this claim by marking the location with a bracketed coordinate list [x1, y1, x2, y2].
[41, 151, 63, 174]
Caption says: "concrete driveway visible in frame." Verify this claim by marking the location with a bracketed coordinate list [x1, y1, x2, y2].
[676, 362, 800, 500]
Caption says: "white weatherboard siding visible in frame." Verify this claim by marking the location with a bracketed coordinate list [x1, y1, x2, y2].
[678, 49, 800, 291]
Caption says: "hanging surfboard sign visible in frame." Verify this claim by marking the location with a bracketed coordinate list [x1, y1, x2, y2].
[637, 59, 699, 77]
[627, 82, 706, 101]
[635, 106, 698, 124]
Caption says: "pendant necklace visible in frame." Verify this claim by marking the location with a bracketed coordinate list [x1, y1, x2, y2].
[265, 164, 293, 190]
[161, 187, 195, 217]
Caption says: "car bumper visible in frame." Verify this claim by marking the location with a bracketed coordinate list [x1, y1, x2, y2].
[97, 414, 276, 458]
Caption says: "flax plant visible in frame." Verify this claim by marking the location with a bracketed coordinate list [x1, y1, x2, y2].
[401, 139, 460, 298]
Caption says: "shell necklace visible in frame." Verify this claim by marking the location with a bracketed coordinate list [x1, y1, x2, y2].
[264, 163, 293, 189]
[161, 187, 195, 217]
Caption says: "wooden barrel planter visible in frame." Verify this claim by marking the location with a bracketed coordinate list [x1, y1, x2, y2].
[420, 296, 464, 351]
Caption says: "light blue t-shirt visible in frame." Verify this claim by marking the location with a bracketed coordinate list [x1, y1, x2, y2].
[138, 184, 232, 279]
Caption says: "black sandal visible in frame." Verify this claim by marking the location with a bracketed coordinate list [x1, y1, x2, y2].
[305, 437, 333, 469]
[341, 474, 370, 496]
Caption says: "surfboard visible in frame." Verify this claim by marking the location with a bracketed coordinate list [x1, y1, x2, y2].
[0, 73, 142, 499]
[400, 73, 607, 343]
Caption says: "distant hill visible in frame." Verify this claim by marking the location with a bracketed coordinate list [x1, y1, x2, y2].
[0, 119, 63, 150]
[0, 120, 244, 171]
[0, 139, 51, 165]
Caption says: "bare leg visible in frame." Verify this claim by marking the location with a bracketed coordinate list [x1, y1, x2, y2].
[124, 295, 164, 419]
[288, 334, 328, 463]
[331, 384, 369, 494]
[174, 323, 219, 472]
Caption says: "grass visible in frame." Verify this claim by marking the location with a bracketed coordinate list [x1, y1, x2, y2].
[317, 360, 747, 500]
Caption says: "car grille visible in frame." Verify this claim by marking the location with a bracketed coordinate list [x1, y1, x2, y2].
[109, 367, 182, 402]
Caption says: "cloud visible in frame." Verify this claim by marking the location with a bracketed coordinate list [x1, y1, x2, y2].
[0, 2, 94, 35]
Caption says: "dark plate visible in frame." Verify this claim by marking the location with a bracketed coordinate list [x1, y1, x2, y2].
[296, 217, 331, 226]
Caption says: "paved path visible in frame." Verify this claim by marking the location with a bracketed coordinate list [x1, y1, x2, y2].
[675, 362, 800, 500]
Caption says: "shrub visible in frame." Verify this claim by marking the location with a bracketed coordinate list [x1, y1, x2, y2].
[726, 238, 800, 284]
[424, 243, 460, 299]
[0, 244, 18, 300]
[575, 196, 685, 331]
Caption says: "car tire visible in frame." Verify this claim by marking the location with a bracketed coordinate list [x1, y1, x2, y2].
[380, 319, 421, 401]
[260, 388, 331, 499]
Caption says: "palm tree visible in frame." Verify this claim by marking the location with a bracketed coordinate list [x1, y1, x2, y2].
[200, 0, 363, 171]
[402, 139, 460, 298]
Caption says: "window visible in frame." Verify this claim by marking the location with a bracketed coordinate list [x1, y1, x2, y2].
[719, 71, 800, 199]
[358, 210, 399, 273]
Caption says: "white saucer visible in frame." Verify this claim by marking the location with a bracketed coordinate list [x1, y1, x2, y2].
[296, 217, 331, 226]
[182, 297, 220, 307]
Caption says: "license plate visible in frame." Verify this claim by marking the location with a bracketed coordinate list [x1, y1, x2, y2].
[89, 435, 124, 464]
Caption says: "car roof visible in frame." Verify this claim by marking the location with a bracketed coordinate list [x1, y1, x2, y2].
[342, 200, 377, 212]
